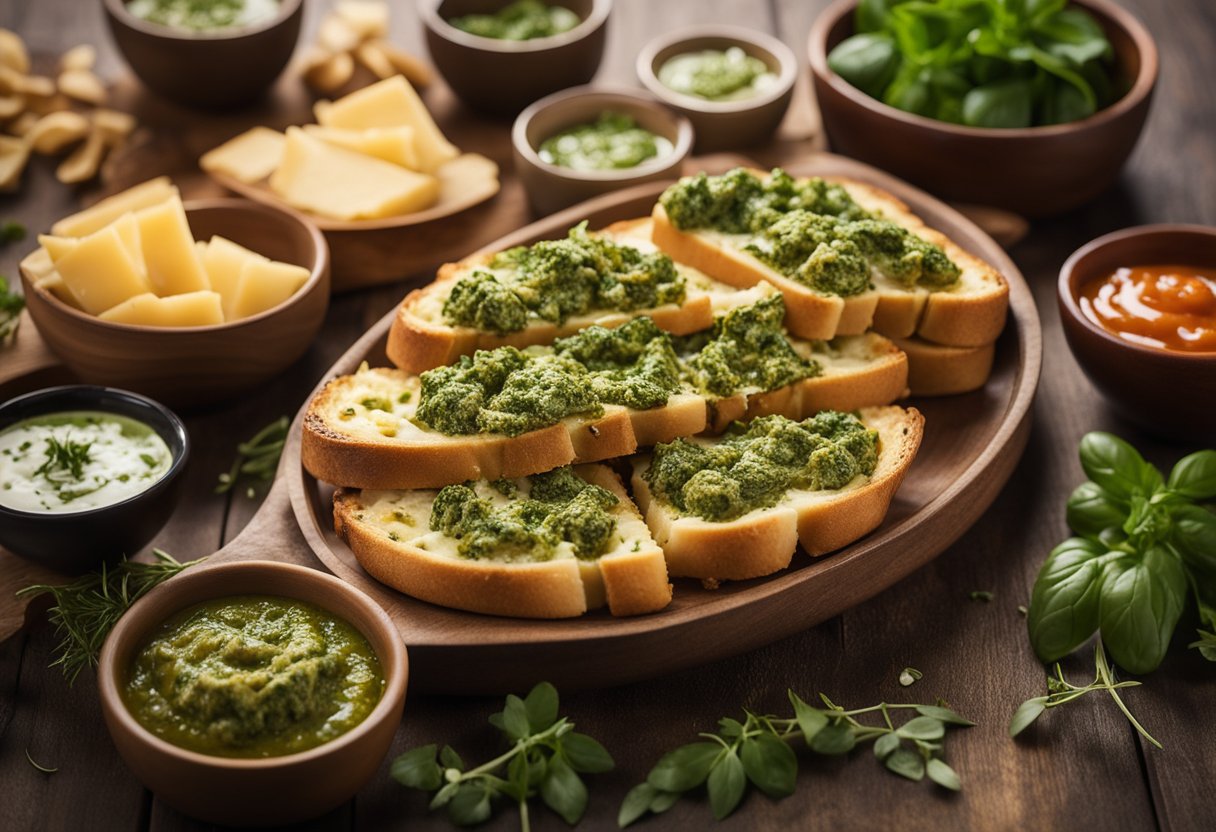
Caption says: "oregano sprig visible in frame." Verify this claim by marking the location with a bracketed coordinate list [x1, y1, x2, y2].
[619, 690, 973, 826]
[392, 682, 613, 831]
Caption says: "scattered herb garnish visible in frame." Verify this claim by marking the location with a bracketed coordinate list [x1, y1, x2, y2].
[620, 690, 972, 826]
[25, 749, 57, 774]
[969, 590, 994, 602]
[216, 416, 289, 497]
[392, 682, 614, 831]
[898, 667, 923, 687]
[1010, 642, 1159, 748]
[0, 220, 25, 244]
[17, 549, 203, 684]
[1027, 433, 1216, 673]
[34, 435, 93, 483]
[0, 274, 24, 346]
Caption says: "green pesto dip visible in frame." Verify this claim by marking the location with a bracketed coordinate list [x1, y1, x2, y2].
[538, 113, 673, 172]
[448, 0, 580, 40]
[123, 595, 383, 759]
[431, 467, 619, 562]
[125, 0, 279, 32]
[645, 411, 879, 522]
[442, 222, 685, 334]
[658, 47, 777, 102]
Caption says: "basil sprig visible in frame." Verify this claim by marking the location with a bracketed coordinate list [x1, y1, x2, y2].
[1028, 433, 1216, 675]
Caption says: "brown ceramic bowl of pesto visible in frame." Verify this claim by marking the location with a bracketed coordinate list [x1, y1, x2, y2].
[420, 0, 612, 117]
[102, 0, 303, 109]
[97, 560, 408, 827]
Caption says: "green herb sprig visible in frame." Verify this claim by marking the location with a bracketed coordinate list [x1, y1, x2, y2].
[0, 274, 24, 346]
[619, 691, 973, 826]
[34, 435, 93, 482]
[216, 416, 289, 497]
[17, 549, 203, 684]
[0, 220, 25, 244]
[1011, 642, 1159, 748]
[1027, 433, 1216, 674]
[392, 682, 614, 831]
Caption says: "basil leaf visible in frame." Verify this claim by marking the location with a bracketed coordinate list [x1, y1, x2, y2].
[963, 79, 1034, 128]
[926, 758, 962, 791]
[1039, 78, 1095, 125]
[873, 732, 900, 760]
[1098, 546, 1188, 674]
[789, 690, 829, 743]
[618, 783, 658, 828]
[647, 742, 721, 792]
[390, 744, 442, 790]
[1079, 432, 1159, 498]
[884, 747, 925, 781]
[439, 744, 464, 772]
[501, 694, 531, 741]
[540, 754, 588, 825]
[1027, 537, 1107, 663]
[897, 716, 945, 741]
[1172, 505, 1216, 572]
[718, 717, 745, 740]
[857, 0, 892, 33]
[649, 789, 680, 813]
[561, 731, 615, 774]
[1033, 8, 1112, 66]
[1066, 481, 1128, 539]
[810, 722, 856, 755]
[523, 681, 559, 732]
[448, 783, 493, 826]
[429, 781, 460, 810]
[1167, 450, 1216, 499]
[1009, 697, 1047, 737]
[829, 33, 901, 98]
[915, 705, 975, 726]
[739, 734, 797, 798]
[707, 749, 746, 820]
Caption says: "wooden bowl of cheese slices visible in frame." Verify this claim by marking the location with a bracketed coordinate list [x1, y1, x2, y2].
[19, 178, 330, 409]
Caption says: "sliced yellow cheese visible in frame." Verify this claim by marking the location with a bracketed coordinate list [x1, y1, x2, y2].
[51, 176, 177, 237]
[98, 291, 225, 328]
[53, 225, 153, 315]
[301, 124, 419, 169]
[314, 76, 458, 173]
[135, 195, 211, 296]
[199, 126, 286, 184]
[108, 212, 147, 277]
[37, 234, 78, 261]
[228, 259, 310, 320]
[268, 127, 439, 221]
[201, 235, 269, 318]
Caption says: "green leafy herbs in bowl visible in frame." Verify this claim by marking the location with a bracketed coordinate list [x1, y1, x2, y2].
[827, 0, 1119, 128]
[448, 0, 581, 41]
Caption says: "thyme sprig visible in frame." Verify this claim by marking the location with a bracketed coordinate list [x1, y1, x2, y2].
[215, 416, 289, 497]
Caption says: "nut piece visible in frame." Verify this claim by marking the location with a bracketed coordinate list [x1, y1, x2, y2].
[58, 69, 107, 105]
[27, 110, 90, 154]
[60, 44, 97, 72]
[55, 128, 105, 184]
[0, 134, 30, 190]
[353, 42, 395, 80]
[303, 50, 355, 94]
[0, 29, 29, 75]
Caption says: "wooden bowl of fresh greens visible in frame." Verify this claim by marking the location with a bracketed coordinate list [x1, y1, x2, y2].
[807, 0, 1157, 216]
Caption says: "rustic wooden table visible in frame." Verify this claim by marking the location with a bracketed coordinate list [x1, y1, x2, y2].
[1, 1, 1212, 830]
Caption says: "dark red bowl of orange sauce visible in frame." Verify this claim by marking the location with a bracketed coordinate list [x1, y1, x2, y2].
[1059, 225, 1216, 441]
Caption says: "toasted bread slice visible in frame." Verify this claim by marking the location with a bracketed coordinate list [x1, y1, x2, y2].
[651, 171, 1008, 347]
[386, 218, 765, 374]
[631, 406, 924, 581]
[334, 465, 672, 618]
[892, 335, 996, 397]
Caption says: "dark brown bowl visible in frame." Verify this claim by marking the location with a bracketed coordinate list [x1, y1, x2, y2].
[20, 197, 330, 410]
[808, 0, 1157, 217]
[512, 85, 694, 215]
[420, 0, 611, 117]
[637, 25, 797, 153]
[102, 0, 303, 109]
[1058, 225, 1216, 441]
[98, 560, 408, 827]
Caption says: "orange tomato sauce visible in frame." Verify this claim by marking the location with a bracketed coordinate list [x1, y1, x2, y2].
[1079, 264, 1216, 352]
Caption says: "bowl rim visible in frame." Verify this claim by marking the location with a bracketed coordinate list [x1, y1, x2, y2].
[1058, 223, 1216, 363]
[20, 195, 329, 335]
[512, 85, 695, 183]
[636, 24, 799, 114]
[807, 0, 1159, 139]
[419, 0, 612, 53]
[0, 384, 190, 520]
[102, 0, 303, 41]
[97, 559, 409, 770]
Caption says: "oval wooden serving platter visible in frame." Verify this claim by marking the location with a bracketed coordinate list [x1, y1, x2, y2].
[283, 153, 1042, 695]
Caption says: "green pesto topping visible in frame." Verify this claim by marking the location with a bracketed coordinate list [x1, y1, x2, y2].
[645, 411, 879, 522]
[676, 294, 818, 397]
[554, 317, 683, 410]
[538, 112, 673, 172]
[448, 0, 579, 41]
[658, 47, 776, 102]
[126, 0, 279, 32]
[442, 222, 685, 335]
[430, 467, 619, 562]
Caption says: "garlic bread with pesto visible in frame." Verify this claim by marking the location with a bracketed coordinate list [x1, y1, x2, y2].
[651, 168, 1008, 346]
[631, 407, 924, 581]
[333, 464, 671, 618]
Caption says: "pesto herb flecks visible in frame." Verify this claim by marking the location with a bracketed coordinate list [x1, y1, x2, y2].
[448, 0, 580, 41]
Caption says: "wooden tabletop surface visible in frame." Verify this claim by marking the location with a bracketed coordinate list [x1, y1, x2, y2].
[1, 1, 1213, 830]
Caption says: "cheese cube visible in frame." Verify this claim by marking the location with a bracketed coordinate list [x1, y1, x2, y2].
[51, 177, 177, 237]
[199, 127, 286, 184]
[269, 127, 439, 221]
[201, 235, 268, 318]
[314, 76, 458, 173]
[98, 291, 225, 327]
[301, 124, 419, 169]
[135, 196, 211, 296]
[53, 225, 153, 315]
[228, 259, 310, 320]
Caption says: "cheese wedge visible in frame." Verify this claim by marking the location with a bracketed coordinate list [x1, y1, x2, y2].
[98, 291, 225, 327]
[228, 259, 310, 320]
[37, 233, 78, 261]
[135, 196, 211, 296]
[314, 76, 457, 172]
[269, 127, 439, 220]
[200, 236, 269, 318]
[53, 225, 153, 315]
[51, 176, 177, 237]
[301, 124, 419, 169]
[199, 126, 286, 184]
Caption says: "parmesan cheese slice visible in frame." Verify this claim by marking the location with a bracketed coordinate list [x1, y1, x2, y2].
[199, 126, 286, 184]
[53, 224, 153, 315]
[200, 235, 269, 319]
[98, 291, 225, 327]
[228, 259, 311, 320]
[51, 176, 177, 237]
[135, 196, 211, 296]
[301, 123, 419, 169]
